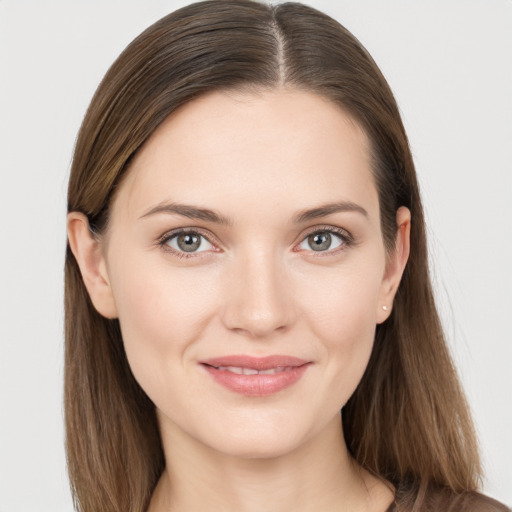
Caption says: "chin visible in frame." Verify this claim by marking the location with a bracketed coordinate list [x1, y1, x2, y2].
[194, 411, 328, 461]
[210, 433, 305, 460]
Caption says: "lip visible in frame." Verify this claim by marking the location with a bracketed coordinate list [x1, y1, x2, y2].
[200, 355, 311, 397]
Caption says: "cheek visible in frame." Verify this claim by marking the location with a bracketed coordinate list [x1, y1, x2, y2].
[300, 258, 383, 336]
[299, 262, 383, 403]
[107, 252, 220, 390]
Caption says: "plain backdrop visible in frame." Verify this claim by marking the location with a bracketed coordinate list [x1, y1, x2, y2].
[0, 1, 510, 510]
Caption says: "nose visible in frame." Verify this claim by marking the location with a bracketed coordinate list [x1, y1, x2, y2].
[221, 249, 296, 338]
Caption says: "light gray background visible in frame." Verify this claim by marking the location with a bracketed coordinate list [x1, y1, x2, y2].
[0, 1, 510, 510]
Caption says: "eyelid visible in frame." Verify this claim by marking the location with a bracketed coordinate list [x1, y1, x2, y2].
[293, 225, 354, 253]
[157, 227, 222, 257]
[155, 224, 354, 258]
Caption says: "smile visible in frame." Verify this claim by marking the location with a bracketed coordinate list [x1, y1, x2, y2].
[200, 355, 311, 396]
[212, 365, 296, 375]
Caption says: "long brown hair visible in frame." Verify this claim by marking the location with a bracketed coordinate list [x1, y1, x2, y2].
[65, 2, 482, 511]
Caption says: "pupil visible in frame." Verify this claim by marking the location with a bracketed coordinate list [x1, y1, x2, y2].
[178, 233, 201, 252]
[309, 232, 331, 251]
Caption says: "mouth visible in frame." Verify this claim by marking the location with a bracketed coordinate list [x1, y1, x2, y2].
[200, 355, 311, 396]
[206, 365, 298, 375]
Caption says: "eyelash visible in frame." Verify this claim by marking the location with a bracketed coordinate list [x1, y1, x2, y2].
[157, 228, 220, 259]
[295, 225, 354, 255]
[157, 225, 354, 259]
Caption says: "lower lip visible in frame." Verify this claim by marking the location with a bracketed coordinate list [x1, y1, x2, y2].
[202, 364, 310, 397]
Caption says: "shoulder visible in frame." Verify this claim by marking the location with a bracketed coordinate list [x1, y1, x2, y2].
[448, 492, 511, 512]
[425, 490, 510, 512]
[394, 488, 510, 512]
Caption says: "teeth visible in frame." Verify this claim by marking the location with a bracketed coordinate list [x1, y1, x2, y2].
[259, 368, 277, 375]
[216, 366, 244, 374]
[215, 365, 291, 375]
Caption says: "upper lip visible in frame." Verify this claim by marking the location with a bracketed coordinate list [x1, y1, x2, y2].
[200, 355, 310, 370]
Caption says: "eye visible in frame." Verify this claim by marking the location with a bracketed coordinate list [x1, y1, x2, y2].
[297, 229, 348, 253]
[162, 230, 215, 254]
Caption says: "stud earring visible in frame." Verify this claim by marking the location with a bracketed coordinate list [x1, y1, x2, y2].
[382, 305, 388, 311]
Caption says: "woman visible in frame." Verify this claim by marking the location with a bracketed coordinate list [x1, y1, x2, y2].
[64, 1, 510, 511]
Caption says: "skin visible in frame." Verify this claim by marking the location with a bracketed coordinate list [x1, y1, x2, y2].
[68, 89, 410, 512]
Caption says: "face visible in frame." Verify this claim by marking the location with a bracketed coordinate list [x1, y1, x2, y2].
[77, 89, 408, 459]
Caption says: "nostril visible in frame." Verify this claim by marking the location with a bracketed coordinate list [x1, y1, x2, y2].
[222, 306, 294, 338]
[220, 262, 296, 337]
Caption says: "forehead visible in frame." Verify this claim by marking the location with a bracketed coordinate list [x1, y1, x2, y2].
[113, 89, 377, 221]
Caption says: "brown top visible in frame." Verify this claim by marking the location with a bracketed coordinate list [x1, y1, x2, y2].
[381, 490, 510, 512]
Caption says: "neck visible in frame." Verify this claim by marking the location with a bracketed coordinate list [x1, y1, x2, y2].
[148, 415, 394, 512]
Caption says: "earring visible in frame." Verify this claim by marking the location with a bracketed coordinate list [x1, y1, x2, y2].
[382, 305, 388, 311]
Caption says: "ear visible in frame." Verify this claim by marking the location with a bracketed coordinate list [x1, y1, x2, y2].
[376, 206, 411, 324]
[67, 212, 118, 319]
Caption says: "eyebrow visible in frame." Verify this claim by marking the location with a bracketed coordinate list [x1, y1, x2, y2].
[139, 200, 367, 225]
[139, 201, 232, 225]
[293, 201, 368, 223]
